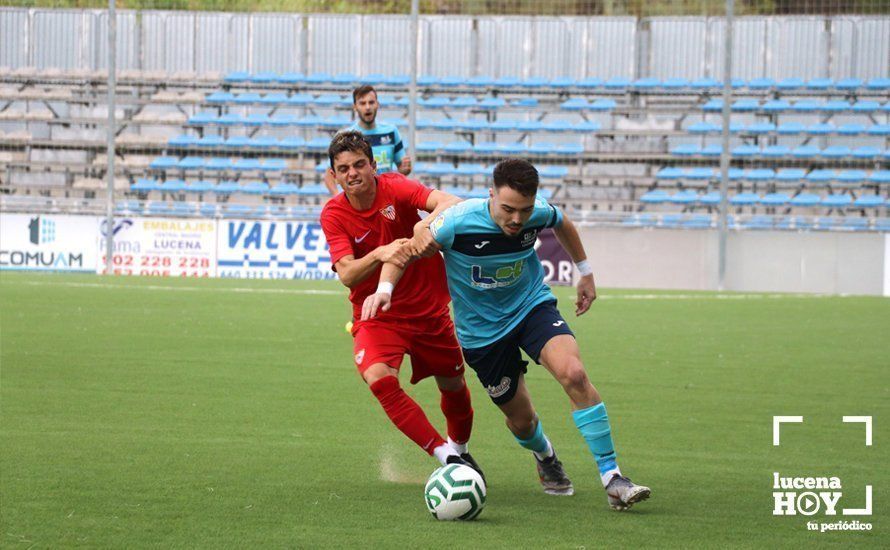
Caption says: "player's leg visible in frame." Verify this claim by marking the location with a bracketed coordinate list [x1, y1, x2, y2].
[525, 302, 651, 509]
[355, 324, 454, 464]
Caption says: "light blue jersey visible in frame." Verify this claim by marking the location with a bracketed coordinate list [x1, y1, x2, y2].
[429, 197, 564, 349]
[347, 121, 406, 173]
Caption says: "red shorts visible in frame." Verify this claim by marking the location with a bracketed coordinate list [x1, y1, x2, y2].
[352, 312, 464, 384]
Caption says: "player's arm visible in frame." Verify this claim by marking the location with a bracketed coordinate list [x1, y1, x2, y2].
[552, 214, 597, 316]
[411, 190, 461, 257]
[360, 261, 406, 320]
[333, 239, 410, 289]
[393, 127, 411, 175]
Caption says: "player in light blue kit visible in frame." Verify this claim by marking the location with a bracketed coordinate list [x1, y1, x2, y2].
[362, 159, 650, 511]
[324, 85, 411, 195]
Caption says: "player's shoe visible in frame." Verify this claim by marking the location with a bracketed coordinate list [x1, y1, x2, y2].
[605, 474, 651, 511]
[535, 453, 574, 496]
[446, 454, 486, 486]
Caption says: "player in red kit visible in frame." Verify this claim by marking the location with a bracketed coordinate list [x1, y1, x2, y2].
[320, 131, 483, 477]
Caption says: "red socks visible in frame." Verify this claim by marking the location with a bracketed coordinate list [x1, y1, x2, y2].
[369, 376, 445, 455]
[440, 381, 474, 445]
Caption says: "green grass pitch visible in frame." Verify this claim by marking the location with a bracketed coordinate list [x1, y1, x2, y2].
[1, 272, 887, 547]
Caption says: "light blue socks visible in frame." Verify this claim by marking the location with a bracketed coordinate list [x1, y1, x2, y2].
[514, 417, 554, 461]
[572, 402, 621, 486]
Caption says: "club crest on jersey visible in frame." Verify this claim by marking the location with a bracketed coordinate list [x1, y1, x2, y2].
[379, 205, 397, 221]
[355, 349, 365, 365]
[521, 229, 538, 247]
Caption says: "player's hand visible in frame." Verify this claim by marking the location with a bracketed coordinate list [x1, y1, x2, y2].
[411, 221, 440, 258]
[399, 156, 412, 175]
[376, 238, 411, 268]
[575, 274, 597, 316]
[361, 292, 392, 321]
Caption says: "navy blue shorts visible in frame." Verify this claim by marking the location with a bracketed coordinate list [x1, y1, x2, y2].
[461, 300, 574, 405]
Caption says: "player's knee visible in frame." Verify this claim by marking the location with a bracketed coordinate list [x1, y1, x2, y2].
[560, 360, 590, 392]
[362, 364, 399, 386]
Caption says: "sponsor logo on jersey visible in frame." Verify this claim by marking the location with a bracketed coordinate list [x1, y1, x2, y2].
[486, 376, 512, 398]
[379, 205, 396, 221]
[470, 260, 525, 289]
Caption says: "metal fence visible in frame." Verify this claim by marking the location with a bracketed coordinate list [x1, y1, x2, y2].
[1, 8, 888, 79]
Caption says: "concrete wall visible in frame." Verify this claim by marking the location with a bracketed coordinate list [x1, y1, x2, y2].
[578, 226, 888, 296]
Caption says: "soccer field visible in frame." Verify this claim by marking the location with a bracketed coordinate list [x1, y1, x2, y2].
[1, 272, 887, 548]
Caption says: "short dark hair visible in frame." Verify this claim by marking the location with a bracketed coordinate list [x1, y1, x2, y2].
[352, 85, 377, 103]
[328, 130, 374, 168]
[493, 158, 539, 197]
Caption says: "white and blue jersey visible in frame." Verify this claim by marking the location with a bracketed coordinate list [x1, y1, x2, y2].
[429, 197, 564, 349]
[347, 121, 406, 174]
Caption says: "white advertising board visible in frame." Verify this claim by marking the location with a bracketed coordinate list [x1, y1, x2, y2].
[97, 217, 217, 277]
[216, 219, 335, 280]
[0, 213, 99, 272]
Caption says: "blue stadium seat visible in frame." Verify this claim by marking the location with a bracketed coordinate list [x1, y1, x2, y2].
[269, 115, 298, 126]
[278, 137, 305, 150]
[451, 96, 478, 109]
[214, 181, 241, 194]
[528, 142, 557, 155]
[776, 216, 812, 230]
[222, 204, 253, 218]
[868, 171, 890, 184]
[731, 144, 759, 157]
[640, 190, 670, 204]
[621, 213, 658, 227]
[444, 141, 472, 154]
[187, 180, 215, 193]
[805, 78, 834, 90]
[277, 72, 304, 84]
[218, 113, 244, 126]
[542, 120, 575, 133]
[268, 183, 300, 197]
[555, 143, 583, 155]
[521, 77, 548, 89]
[262, 159, 287, 171]
[852, 146, 881, 159]
[237, 181, 267, 195]
[438, 75, 464, 87]
[730, 192, 760, 206]
[455, 163, 487, 177]
[457, 119, 487, 131]
[775, 169, 806, 183]
[761, 193, 790, 207]
[661, 214, 684, 228]
[633, 78, 661, 89]
[852, 100, 881, 113]
[661, 78, 689, 89]
[232, 158, 263, 171]
[699, 191, 721, 206]
[867, 124, 890, 136]
[682, 214, 713, 228]
[493, 76, 521, 87]
[866, 77, 890, 90]
[806, 169, 836, 183]
[169, 134, 198, 147]
[189, 112, 218, 125]
[466, 75, 494, 87]
[305, 72, 332, 84]
[777, 122, 805, 135]
[561, 98, 589, 110]
[538, 165, 569, 179]
[686, 167, 716, 180]
[297, 184, 328, 197]
[177, 156, 205, 170]
[690, 78, 720, 89]
[549, 77, 576, 88]
[656, 167, 684, 179]
[732, 99, 760, 111]
[250, 72, 277, 83]
[225, 136, 251, 148]
[669, 190, 699, 205]
[260, 93, 288, 105]
[742, 215, 775, 229]
[243, 114, 271, 126]
[792, 146, 820, 159]
[131, 178, 159, 192]
[837, 123, 865, 135]
[315, 94, 347, 106]
[589, 99, 617, 111]
[150, 156, 178, 170]
[806, 123, 834, 135]
[853, 194, 884, 208]
[498, 142, 528, 155]
[821, 100, 851, 112]
[429, 119, 457, 131]
[688, 121, 720, 133]
[792, 100, 822, 112]
[223, 71, 249, 82]
[206, 91, 234, 103]
[748, 77, 775, 89]
[671, 144, 700, 156]
[745, 169, 775, 182]
[197, 135, 224, 147]
[576, 77, 603, 88]
[702, 99, 723, 112]
[701, 144, 723, 157]
[840, 218, 870, 231]
[877, 219, 890, 232]
[789, 193, 821, 207]
[776, 78, 805, 90]
[331, 72, 357, 85]
[286, 93, 313, 106]
[821, 194, 852, 208]
[306, 137, 331, 151]
[837, 170, 867, 184]
[321, 115, 351, 128]
[474, 141, 498, 154]
[479, 97, 506, 110]
[821, 146, 851, 159]
[416, 141, 443, 153]
[233, 92, 262, 104]
[205, 158, 233, 171]
[419, 97, 450, 108]
[816, 217, 839, 230]
[762, 145, 791, 158]
[762, 99, 790, 113]
[604, 77, 632, 89]
[835, 78, 862, 90]
[517, 120, 544, 132]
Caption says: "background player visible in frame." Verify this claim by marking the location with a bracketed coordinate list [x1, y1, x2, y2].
[319, 131, 482, 478]
[362, 158, 650, 510]
[323, 85, 412, 195]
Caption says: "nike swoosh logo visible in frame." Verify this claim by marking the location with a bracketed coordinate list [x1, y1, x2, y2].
[354, 230, 371, 243]
[474, 241, 490, 249]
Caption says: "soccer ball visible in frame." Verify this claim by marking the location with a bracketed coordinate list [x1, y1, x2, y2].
[424, 463, 486, 521]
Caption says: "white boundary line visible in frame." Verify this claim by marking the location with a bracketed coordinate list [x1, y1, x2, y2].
[2, 279, 860, 299]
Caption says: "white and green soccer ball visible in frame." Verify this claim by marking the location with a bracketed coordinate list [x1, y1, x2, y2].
[424, 463, 486, 521]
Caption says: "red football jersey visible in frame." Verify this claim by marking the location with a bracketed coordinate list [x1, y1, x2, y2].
[320, 172, 451, 321]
